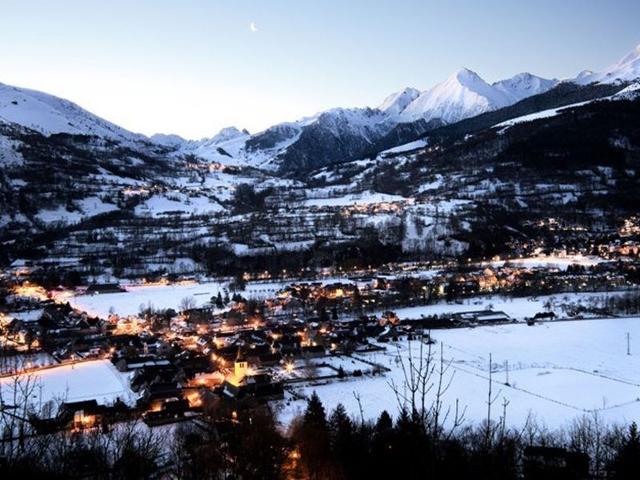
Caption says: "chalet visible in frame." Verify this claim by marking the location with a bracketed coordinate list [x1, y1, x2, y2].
[174, 351, 211, 376]
[114, 356, 171, 372]
[451, 310, 511, 324]
[130, 365, 180, 392]
[142, 398, 190, 426]
[139, 382, 183, 406]
[55, 399, 129, 431]
[220, 373, 284, 401]
[57, 400, 104, 430]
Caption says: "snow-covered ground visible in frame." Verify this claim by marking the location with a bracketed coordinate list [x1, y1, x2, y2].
[494, 100, 593, 129]
[278, 317, 640, 430]
[380, 291, 629, 322]
[484, 254, 605, 270]
[303, 190, 407, 208]
[0, 360, 136, 416]
[134, 192, 225, 217]
[69, 281, 228, 318]
[381, 139, 428, 155]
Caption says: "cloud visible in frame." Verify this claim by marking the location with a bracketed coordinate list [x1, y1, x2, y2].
[249, 22, 258, 33]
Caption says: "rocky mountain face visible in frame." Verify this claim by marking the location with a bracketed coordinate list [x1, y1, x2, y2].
[152, 69, 561, 176]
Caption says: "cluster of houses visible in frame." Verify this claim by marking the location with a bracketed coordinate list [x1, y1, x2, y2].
[5, 251, 639, 434]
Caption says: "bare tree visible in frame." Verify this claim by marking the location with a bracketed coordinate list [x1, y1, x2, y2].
[388, 333, 465, 439]
[180, 296, 197, 313]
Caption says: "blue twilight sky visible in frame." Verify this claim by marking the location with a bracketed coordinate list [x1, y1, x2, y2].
[0, 0, 638, 139]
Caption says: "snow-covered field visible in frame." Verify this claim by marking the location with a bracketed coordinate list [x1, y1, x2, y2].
[384, 291, 629, 321]
[0, 360, 135, 416]
[484, 254, 605, 271]
[278, 318, 640, 430]
[69, 281, 228, 318]
[303, 190, 406, 208]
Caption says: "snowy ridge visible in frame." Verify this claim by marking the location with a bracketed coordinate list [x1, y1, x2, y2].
[378, 87, 421, 116]
[0, 82, 144, 142]
[573, 44, 640, 85]
[399, 68, 557, 124]
[492, 72, 559, 104]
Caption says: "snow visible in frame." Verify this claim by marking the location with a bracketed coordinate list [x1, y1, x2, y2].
[134, 193, 225, 217]
[401, 68, 507, 124]
[70, 281, 228, 318]
[35, 206, 83, 225]
[77, 196, 119, 217]
[399, 69, 554, 125]
[303, 190, 407, 208]
[378, 87, 421, 116]
[381, 139, 428, 155]
[35, 197, 119, 225]
[612, 81, 640, 100]
[0, 360, 136, 416]
[485, 254, 605, 270]
[573, 44, 640, 86]
[494, 100, 594, 129]
[0, 82, 143, 142]
[385, 292, 628, 322]
[492, 73, 558, 104]
[278, 317, 640, 430]
[0, 133, 24, 166]
[8, 308, 44, 322]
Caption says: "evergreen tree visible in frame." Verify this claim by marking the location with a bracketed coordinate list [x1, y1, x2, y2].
[610, 422, 640, 480]
[295, 392, 333, 479]
[215, 291, 224, 309]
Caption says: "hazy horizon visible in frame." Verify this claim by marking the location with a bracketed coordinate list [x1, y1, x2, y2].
[1, 0, 639, 139]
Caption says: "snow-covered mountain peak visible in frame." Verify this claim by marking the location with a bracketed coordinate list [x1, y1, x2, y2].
[209, 126, 248, 144]
[492, 73, 558, 103]
[399, 68, 508, 124]
[452, 67, 486, 86]
[378, 87, 421, 116]
[397, 67, 558, 125]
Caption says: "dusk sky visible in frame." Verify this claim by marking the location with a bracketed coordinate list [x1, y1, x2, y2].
[1, 0, 638, 138]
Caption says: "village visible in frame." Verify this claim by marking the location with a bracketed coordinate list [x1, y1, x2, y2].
[2, 250, 640, 442]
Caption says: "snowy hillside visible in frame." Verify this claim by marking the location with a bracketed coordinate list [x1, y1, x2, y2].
[2, 44, 634, 177]
[0, 82, 144, 142]
[573, 44, 640, 85]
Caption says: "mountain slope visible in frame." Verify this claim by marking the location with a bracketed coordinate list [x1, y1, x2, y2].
[492, 73, 558, 103]
[0, 82, 144, 143]
[399, 69, 557, 125]
[378, 87, 421, 116]
[574, 44, 640, 85]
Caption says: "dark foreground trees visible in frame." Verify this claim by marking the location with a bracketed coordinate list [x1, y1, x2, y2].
[1, 396, 639, 479]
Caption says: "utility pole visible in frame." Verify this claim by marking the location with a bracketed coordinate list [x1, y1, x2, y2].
[627, 332, 631, 356]
[504, 359, 510, 386]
